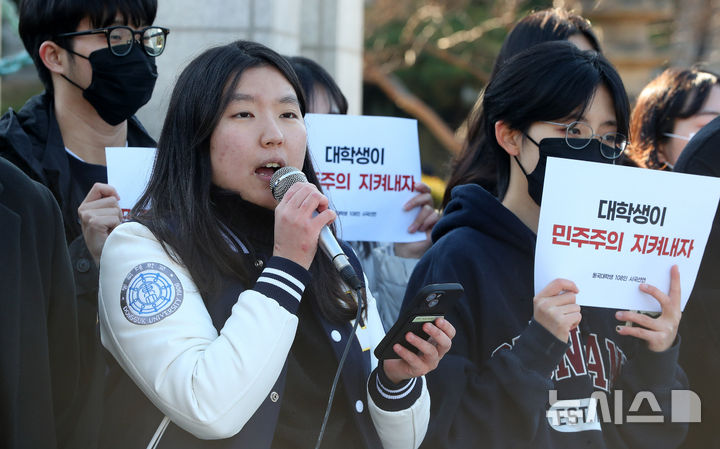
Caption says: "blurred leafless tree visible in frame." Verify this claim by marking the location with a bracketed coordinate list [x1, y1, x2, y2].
[364, 0, 532, 155]
[671, 0, 719, 67]
[364, 0, 720, 157]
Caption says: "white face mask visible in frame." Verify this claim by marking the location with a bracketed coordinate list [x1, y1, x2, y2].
[663, 132, 696, 141]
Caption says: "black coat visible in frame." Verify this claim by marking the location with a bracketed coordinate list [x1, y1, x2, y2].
[673, 116, 720, 449]
[0, 92, 156, 448]
[0, 157, 79, 448]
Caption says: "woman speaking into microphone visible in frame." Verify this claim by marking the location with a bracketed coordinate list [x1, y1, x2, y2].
[96, 40, 454, 449]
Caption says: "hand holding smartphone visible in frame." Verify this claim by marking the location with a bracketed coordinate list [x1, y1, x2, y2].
[374, 283, 463, 360]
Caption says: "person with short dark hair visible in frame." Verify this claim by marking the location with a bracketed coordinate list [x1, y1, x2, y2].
[0, 1, 166, 446]
[627, 67, 720, 170]
[404, 41, 688, 448]
[0, 157, 79, 449]
[98, 40, 455, 449]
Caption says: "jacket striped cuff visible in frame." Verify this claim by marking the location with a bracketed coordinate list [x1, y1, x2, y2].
[368, 367, 424, 412]
[253, 257, 311, 314]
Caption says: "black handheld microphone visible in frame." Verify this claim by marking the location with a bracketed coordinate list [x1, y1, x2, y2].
[270, 167, 363, 291]
[272, 166, 366, 449]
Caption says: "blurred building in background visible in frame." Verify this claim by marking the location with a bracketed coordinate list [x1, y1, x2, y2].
[139, 0, 364, 138]
[580, 0, 674, 98]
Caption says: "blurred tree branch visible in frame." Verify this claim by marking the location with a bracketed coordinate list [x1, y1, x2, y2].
[364, 58, 463, 155]
[363, 0, 525, 156]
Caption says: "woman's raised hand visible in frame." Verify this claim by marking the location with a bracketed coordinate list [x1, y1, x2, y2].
[615, 265, 681, 352]
[273, 182, 336, 269]
[533, 279, 582, 343]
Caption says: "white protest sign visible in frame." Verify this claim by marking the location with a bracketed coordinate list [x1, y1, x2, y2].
[535, 157, 720, 312]
[105, 147, 156, 219]
[305, 113, 424, 243]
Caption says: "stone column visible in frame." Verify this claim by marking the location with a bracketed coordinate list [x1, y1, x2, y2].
[671, 0, 720, 72]
[299, 0, 364, 114]
[581, 0, 673, 98]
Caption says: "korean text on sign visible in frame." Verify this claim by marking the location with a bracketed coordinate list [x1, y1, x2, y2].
[325, 146, 385, 165]
[597, 200, 667, 226]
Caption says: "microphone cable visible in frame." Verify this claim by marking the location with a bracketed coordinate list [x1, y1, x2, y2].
[314, 286, 365, 449]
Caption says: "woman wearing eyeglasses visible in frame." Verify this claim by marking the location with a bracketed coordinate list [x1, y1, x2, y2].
[403, 41, 689, 449]
[627, 67, 720, 170]
[444, 7, 601, 204]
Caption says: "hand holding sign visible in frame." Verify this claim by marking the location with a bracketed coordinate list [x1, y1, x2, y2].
[394, 182, 441, 259]
[615, 265, 681, 352]
[305, 114, 424, 243]
[78, 182, 122, 264]
[533, 279, 582, 343]
[535, 158, 720, 312]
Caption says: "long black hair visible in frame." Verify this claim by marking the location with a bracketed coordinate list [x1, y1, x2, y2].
[476, 41, 629, 199]
[443, 8, 600, 206]
[132, 40, 359, 323]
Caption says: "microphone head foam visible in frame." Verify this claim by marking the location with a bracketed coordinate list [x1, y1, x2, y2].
[270, 166, 307, 201]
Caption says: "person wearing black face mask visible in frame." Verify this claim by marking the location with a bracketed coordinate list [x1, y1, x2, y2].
[515, 122, 627, 206]
[402, 42, 689, 449]
[0, 1, 165, 448]
[57, 30, 161, 126]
